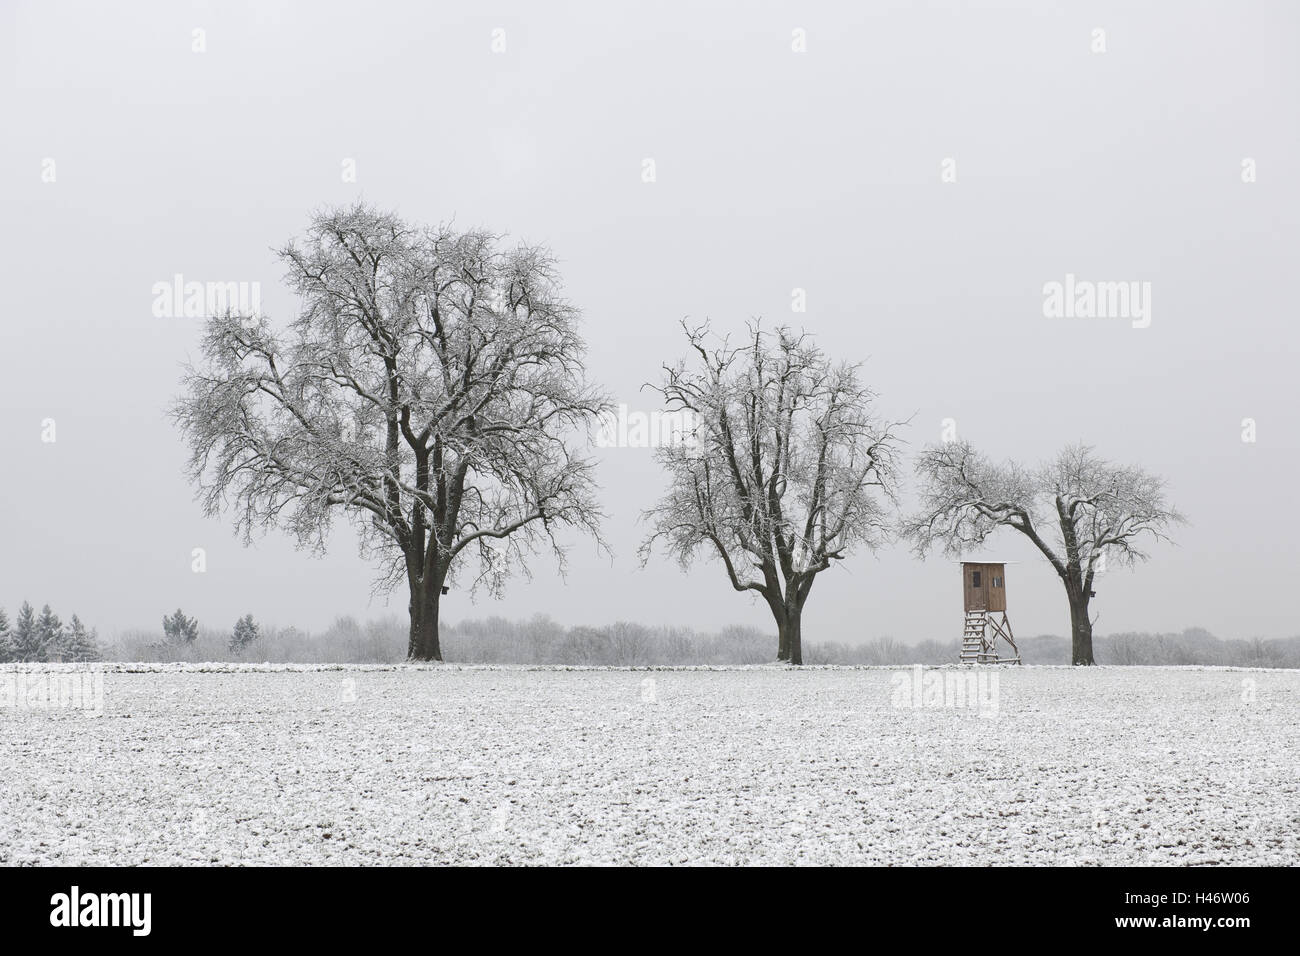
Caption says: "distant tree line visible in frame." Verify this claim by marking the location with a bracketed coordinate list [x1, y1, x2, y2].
[0, 603, 102, 663]
[99, 615, 1300, 669]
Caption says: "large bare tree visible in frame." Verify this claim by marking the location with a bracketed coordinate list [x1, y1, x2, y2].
[174, 204, 608, 661]
[902, 440, 1184, 665]
[641, 323, 904, 665]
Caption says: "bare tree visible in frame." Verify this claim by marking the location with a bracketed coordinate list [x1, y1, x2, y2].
[174, 203, 608, 661]
[641, 322, 904, 665]
[903, 440, 1184, 665]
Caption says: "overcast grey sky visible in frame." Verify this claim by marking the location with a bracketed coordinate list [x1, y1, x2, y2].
[2, 0, 1297, 644]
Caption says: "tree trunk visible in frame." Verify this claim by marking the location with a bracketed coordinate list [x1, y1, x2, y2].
[407, 567, 445, 662]
[776, 616, 790, 662]
[770, 602, 804, 665]
[1066, 581, 1095, 666]
[786, 609, 803, 666]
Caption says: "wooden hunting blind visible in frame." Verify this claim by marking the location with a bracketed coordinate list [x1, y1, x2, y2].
[960, 562, 1021, 664]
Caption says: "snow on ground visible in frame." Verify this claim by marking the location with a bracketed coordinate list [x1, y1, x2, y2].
[1, 665, 1295, 865]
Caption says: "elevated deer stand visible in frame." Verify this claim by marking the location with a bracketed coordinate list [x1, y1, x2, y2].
[960, 562, 1021, 664]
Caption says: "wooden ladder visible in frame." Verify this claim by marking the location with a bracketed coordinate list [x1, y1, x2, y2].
[961, 610, 988, 664]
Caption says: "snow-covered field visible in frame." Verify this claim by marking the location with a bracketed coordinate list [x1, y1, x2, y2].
[2, 664, 1295, 865]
